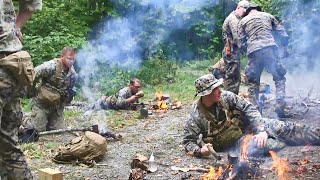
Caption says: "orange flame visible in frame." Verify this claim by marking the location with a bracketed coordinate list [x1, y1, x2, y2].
[155, 90, 168, 110]
[269, 151, 291, 180]
[240, 134, 253, 162]
[201, 167, 223, 180]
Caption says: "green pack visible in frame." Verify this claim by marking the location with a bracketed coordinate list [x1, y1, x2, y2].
[197, 99, 243, 151]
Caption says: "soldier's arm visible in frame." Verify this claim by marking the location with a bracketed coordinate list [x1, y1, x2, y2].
[223, 91, 266, 133]
[222, 18, 232, 44]
[33, 61, 55, 85]
[17, 0, 42, 29]
[115, 88, 134, 109]
[238, 20, 247, 53]
[270, 14, 289, 47]
[183, 106, 206, 157]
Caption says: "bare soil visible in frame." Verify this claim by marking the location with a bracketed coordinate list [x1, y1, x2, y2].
[27, 73, 320, 180]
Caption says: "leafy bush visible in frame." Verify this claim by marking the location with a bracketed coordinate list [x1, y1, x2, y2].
[137, 51, 178, 86]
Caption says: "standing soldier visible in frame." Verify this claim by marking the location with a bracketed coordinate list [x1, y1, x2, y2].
[31, 47, 78, 132]
[220, 0, 250, 94]
[0, 0, 42, 179]
[238, 4, 289, 117]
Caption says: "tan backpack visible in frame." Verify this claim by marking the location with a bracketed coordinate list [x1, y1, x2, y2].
[0, 51, 34, 87]
[52, 131, 107, 165]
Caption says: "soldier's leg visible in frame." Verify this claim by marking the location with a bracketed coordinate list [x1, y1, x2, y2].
[31, 103, 49, 132]
[0, 68, 34, 179]
[47, 106, 64, 130]
[224, 62, 241, 94]
[265, 47, 287, 117]
[265, 118, 320, 146]
[245, 52, 264, 107]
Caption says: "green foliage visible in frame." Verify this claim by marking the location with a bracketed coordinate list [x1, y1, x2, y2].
[137, 51, 178, 86]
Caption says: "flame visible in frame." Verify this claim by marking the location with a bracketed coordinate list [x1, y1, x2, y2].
[201, 167, 223, 180]
[269, 151, 291, 180]
[155, 90, 168, 110]
[240, 134, 253, 162]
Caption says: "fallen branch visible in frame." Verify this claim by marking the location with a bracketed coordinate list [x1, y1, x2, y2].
[171, 166, 209, 173]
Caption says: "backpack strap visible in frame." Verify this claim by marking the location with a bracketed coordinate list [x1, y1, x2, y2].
[54, 58, 62, 86]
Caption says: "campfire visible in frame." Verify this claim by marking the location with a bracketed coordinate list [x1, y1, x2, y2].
[269, 151, 291, 180]
[148, 90, 181, 111]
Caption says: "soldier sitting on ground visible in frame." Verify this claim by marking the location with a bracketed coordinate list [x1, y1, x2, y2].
[183, 74, 320, 160]
[31, 47, 78, 132]
[92, 78, 144, 110]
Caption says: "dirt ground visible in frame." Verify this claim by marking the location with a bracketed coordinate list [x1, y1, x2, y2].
[27, 73, 320, 180]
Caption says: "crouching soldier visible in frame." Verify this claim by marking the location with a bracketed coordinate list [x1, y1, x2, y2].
[31, 47, 78, 132]
[183, 74, 320, 160]
[92, 78, 144, 110]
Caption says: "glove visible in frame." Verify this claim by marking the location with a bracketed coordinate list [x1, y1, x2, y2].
[135, 91, 144, 98]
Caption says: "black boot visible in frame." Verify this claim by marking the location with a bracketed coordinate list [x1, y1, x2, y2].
[275, 100, 286, 118]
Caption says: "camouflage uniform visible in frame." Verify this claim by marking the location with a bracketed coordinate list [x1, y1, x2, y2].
[222, 11, 242, 94]
[239, 11, 289, 107]
[183, 91, 320, 157]
[95, 87, 138, 110]
[0, 0, 41, 179]
[32, 59, 77, 132]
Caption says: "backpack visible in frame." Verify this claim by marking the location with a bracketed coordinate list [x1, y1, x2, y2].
[52, 131, 107, 165]
[37, 59, 62, 105]
[0, 51, 34, 87]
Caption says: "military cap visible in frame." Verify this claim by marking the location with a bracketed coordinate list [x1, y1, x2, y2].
[194, 74, 223, 97]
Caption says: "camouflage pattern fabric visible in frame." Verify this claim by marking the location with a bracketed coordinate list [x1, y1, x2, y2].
[97, 87, 138, 110]
[222, 11, 242, 94]
[0, 1, 41, 179]
[238, 10, 288, 107]
[245, 46, 286, 106]
[238, 11, 289, 55]
[0, 0, 42, 52]
[32, 59, 77, 132]
[183, 91, 320, 157]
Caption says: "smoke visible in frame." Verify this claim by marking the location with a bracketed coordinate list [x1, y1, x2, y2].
[76, 0, 218, 102]
[278, 1, 320, 97]
[278, 1, 320, 71]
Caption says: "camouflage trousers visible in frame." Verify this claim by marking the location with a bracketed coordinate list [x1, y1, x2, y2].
[229, 118, 320, 159]
[223, 48, 241, 95]
[0, 67, 33, 180]
[31, 101, 64, 132]
[245, 46, 286, 106]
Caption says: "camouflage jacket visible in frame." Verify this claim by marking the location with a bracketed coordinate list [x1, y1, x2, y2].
[222, 11, 241, 56]
[106, 87, 138, 110]
[0, 0, 42, 52]
[183, 91, 265, 154]
[33, 58, 78, 105]
[238, 11, 289, 55]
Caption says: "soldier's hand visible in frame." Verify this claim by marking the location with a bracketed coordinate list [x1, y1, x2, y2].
[225, 47, 231, 57]
[254, 131, 268, 148]
[135, 91, 144, 98]
[200, 144, 211, 157]
[101, 96, 108, 101]
[16, 29, 23, 42]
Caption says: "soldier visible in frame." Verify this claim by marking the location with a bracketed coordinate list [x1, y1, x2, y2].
[92, 78, 144, 110]
[0, 0, 42, 179]
[183, 74, 320, 159]
[31, 47, 78, 132]
[238, 3, 289, 117]
[215, 0, 250, 94]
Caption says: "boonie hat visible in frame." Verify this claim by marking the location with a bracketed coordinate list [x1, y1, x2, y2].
[195, 74, 223, 97]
